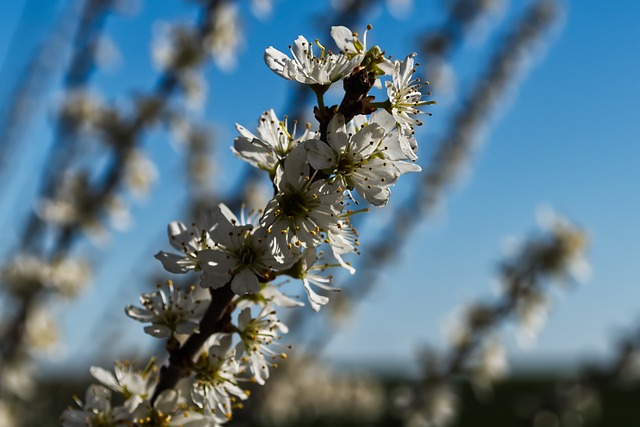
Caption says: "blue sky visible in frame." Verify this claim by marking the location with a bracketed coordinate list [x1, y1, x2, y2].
[1, 0, 640, 375]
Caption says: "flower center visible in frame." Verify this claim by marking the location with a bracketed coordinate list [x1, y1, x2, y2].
[239, 245, 256, 266]
[336, 156, 355, 176]
[280, 192, 309, 219]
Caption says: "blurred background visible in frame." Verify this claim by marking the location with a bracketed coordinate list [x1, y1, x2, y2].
[0, 0, 639, 425]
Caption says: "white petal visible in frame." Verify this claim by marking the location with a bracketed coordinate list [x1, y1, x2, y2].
[292, 36, 311, 70]
[154, 251, 193, 274]
[305, 139, 335, 170]
[281, 144, 309, 188]
[331, 26, 356, 53]
[154, 389, 178, 413]
[232, 136, 276, 170]
[264, 46, 290, 79]
[361, 184, 391, 207]
[175, 321, 199, 335]
[238, 307, 252, 330]
[334, 252, 356, 274]
[302, 278, 329, 312]
[351, 123, 384, 157]
[231, 268, 261, 295]
[370, 108, 397, 131]
[124, 305, 154, 321]
[90, 367, 119, 391]
[395, 161, 421, 174]
[84, 385, 112, 412]
[198, 250, 234, 283]
[144, 324, 171, 338]
[167, 221, 192, 251]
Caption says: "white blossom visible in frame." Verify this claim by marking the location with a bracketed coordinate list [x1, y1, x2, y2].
[198, 204, 297, 295]
[181, 70, 208, 111]
[326, 218, 359, 274]
[264, 35, 363, 86]
[60, 385, 121, 427]
[204, 2, 243, 71]
[260, 284, 305, 308]
[536, 205, 591, 283]
[306, 114, 420, 206]
[154, 220, 215, 276]
[104, 194, 132, 231]
[36, 172, 90, 228]
[260, 147, 344, 251]
[95, 35, 122, 72]
[236, 305, 288, 384]
[125, 281, 208, 338]
[123, 149, 158, 198]
[386, 53, 430, 131]
[1, 360, 35, 399]
[192, 334, 248, 420]
[330, 25, 367, 57]
[59, 89, 105, 132]
[1, 254, 90, 298]
[293, 247, 340, 311]
[0, 400, 17, 427]
[515, 290, 549, 348]
[472, 336, 508, 395]
[407, 383, 458, 427]
[131, 389, 223, 427]
[251, 0, 273, 19]
[90, 361, 154, 411]
[24, 305, 59, 354]
[232, 109, 317, 173]
[385, 0, 413, 19]
[49, 256, 91, 298]
[152, 23, 203, 72]
[371, 108, 420, 162]
[331, 25, 394, 87]
[259, 356, 385, 425]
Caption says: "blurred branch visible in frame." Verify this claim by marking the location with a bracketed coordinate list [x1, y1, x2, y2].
[397, 214, 588, 426]
[0, 0, 114, 374]
[18, 0, 115, 254]
[0, 0, 235, 410]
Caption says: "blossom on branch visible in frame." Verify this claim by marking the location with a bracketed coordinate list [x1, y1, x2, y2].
[60, 385, 122, 427]
[236, 305, 288, 385]
[125, 281, 208, 338]
[294, 247, 339, 311]
[90, 361, 155, 412]
[232, 109, 317, 173]
[264, 35, 363, 86]
[191, 334, 247, 421]
[260, 147, 344, 251]
[154, 220, 215, 276]
[198, 204, 297, 295]
[306, 114, 421, 206]
[386, 53, 432, 131]
[61, 20, 433, 427]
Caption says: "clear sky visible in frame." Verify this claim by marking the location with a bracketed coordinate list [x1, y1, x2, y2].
[1, 0, 639, 376]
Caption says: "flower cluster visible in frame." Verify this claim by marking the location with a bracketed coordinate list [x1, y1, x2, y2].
[154, 25, 430, 310]
[63, 25, 431, 426]
[61, 360, 222, 427]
